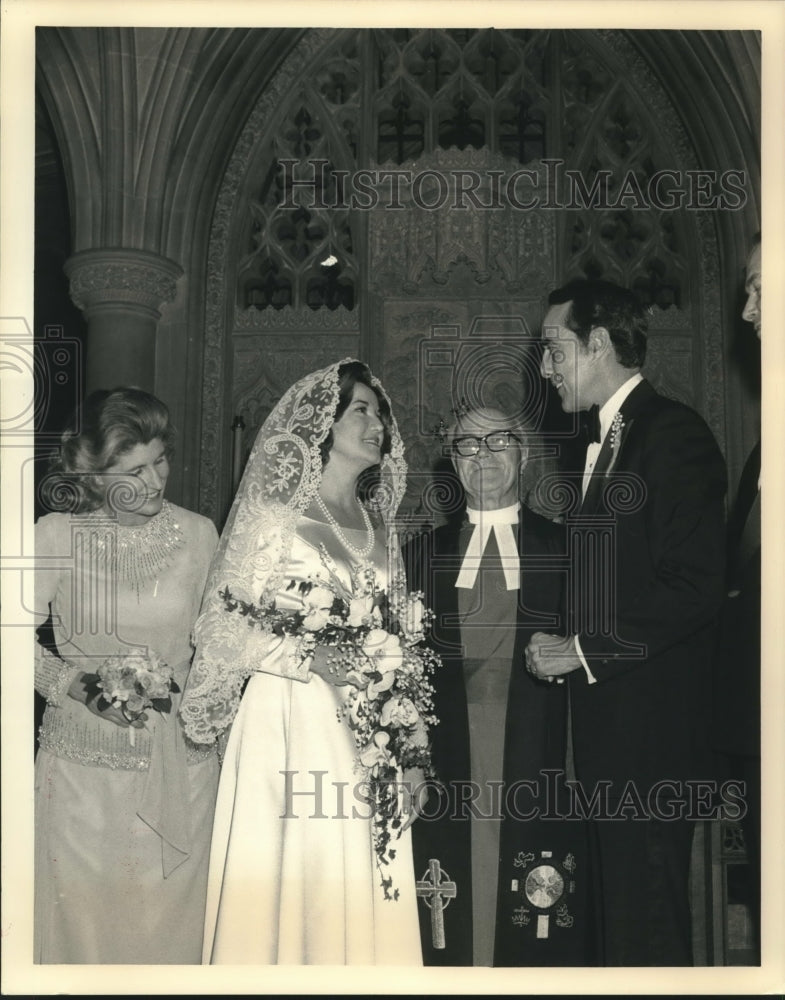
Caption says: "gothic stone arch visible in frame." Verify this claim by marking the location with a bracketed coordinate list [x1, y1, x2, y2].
[200, 27, 725, 526]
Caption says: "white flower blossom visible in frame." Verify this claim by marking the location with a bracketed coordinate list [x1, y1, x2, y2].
[359, 731, 392, 768]
[301, 584, 335, 631]
[402, 595, 425, 640]
[380, 695, 420, 729]
[347, 593, 375, 628]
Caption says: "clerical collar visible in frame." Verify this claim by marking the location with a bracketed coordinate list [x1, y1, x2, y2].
[456, 502, 520, 591]
[597, 373, 643, 443]
[465, 502, 520, 524]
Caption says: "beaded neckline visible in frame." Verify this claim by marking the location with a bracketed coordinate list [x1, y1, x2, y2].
[312, 493, 375, 559]
[86, 501, 184, 596]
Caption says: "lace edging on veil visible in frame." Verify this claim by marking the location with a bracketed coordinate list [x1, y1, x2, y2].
[180, 358, 407, 744]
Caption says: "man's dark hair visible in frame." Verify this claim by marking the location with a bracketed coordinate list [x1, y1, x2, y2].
[548, 278, 648, 369]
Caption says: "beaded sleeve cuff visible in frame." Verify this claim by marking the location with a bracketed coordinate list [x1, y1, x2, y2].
[35, 644, 81, 706]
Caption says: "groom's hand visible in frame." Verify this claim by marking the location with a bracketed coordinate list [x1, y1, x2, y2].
[526, 632, 581, 682]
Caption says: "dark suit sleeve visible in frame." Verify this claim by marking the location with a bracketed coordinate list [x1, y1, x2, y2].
[401, 529, 423, 594]
[577, 404, 727, 679]
[517, 507, 569, 639]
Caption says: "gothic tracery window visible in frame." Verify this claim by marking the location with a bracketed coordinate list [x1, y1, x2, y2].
[238, 28, 687, 312]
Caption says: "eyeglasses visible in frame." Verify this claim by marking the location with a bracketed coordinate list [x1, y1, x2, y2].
[450, 431, 520, 457]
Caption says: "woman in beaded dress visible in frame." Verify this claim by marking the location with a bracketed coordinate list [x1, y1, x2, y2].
[34, 388, 219, 964]
[180, 360, 424, 965]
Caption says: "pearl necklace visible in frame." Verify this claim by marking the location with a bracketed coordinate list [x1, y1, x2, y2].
[313, 492, 375, 559]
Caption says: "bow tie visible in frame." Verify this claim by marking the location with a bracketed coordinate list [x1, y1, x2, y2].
[583, 404, 601, 444]
[455, 504, 520, 591]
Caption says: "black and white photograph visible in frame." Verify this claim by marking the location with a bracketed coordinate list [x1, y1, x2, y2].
[2, 1, 783, 995]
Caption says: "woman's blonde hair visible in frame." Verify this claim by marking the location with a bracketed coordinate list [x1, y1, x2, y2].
[45, 387, 175, 512]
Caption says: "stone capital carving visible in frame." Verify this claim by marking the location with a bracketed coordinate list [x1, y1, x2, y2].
[64, 248, 183, 318]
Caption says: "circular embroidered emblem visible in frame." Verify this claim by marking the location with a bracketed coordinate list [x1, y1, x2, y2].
[524, 864, 565, 909]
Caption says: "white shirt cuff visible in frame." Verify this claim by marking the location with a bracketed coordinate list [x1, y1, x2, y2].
[573, 634, 597, 685]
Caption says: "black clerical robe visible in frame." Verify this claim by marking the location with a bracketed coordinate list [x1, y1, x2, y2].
[404, 505, 590, 966]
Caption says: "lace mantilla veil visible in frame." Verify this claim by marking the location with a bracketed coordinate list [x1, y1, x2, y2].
[180, 358, 407, 744]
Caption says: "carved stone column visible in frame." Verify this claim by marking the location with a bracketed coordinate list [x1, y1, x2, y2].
[64, 248, 183, 392]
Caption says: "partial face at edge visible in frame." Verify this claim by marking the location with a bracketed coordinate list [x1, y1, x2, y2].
[742, 243, 761, 338]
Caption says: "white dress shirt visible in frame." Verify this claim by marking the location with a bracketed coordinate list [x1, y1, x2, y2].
[576, 373, 643, 682]
[581, 373, 643, 499]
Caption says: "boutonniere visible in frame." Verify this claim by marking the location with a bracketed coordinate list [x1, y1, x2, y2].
[609, 412, 625, 453]
[605, 412, 630, 478]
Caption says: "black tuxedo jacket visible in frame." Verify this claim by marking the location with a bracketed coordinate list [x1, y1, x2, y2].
[570, 379, 727, 798]
[403, 504, 589, 966]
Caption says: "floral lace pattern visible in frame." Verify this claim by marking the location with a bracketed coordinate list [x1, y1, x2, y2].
[180, 358, 408, 745]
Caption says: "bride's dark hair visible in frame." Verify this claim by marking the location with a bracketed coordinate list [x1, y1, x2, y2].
[318, 360, 393, 466]
[318, 361, 394, 510]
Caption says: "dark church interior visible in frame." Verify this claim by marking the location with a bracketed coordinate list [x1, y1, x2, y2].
[32, 26, 762, 970]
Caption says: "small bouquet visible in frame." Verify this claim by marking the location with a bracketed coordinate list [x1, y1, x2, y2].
[221, 545, 441, 899]
[82, 650, 179, 746]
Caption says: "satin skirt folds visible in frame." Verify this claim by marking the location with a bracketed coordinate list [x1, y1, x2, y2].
[203, 671, 423, 965]
[34, 748, 219, 964]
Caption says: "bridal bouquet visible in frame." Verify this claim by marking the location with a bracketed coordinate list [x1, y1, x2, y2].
[220, 545, 441, 900]
[82, 650, 179, 745]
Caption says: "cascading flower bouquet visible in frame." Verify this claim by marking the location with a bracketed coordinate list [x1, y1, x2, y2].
[82, 650, 179, 746]
[220, 545, 441, 899]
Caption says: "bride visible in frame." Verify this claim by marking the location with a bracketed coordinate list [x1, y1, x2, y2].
[180, 359, 425, 965]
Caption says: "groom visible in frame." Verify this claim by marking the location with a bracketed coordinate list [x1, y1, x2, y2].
[403, 403, 589, 967]
[527, 278, 727, 965]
